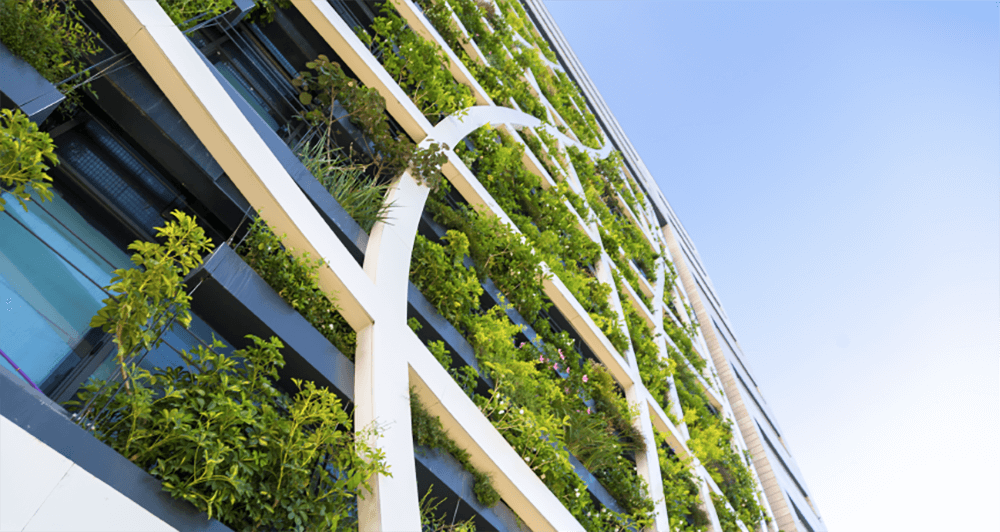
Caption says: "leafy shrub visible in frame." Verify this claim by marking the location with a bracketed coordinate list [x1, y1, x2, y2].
[90, 210, 214, 381]
[411, 391, 500, 507]
[621, 291, 675, 413]
[0, 0, 101, 89]
[409, 215, 655, 527]
[357, 2, 475, 121]
[75, 213, 386, 531]
[0, 108, 56, 212]
[74, 335, 386, 531]
[236, 217, 356, 360]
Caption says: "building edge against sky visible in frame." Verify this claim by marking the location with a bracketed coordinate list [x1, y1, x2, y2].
[0, 1, 823, 532]
[524, 3, 826, 531]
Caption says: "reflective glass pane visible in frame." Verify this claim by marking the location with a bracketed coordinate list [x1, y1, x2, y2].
[0, 191, 130, 387]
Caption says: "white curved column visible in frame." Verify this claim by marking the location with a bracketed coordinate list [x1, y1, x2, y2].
[355, 168, 430, 531]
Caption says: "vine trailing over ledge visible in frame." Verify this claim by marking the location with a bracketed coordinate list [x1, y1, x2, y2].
[73, 213, 387, 531]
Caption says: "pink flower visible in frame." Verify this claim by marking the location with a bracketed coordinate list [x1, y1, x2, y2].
[552, 363, 559, 371]
[566, 366, 570, 373]
[582, 375, 588, 383]
[587, 407, 592, 415]
[538, 355, 544, 362]
[520, 341, 526, 348]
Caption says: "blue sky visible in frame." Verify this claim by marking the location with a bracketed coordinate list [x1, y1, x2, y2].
[544, 2, 999, 530]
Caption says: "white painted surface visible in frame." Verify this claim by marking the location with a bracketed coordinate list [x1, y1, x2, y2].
[0, 417, 174, 532]
[0, 417, 73, 532]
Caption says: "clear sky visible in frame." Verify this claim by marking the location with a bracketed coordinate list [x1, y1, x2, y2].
[544, 2, 999, 531]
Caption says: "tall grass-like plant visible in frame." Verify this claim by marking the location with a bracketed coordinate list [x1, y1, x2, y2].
[298, 138, 392, 233]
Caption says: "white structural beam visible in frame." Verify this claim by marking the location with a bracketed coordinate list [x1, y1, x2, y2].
[91, 0, 376, 331]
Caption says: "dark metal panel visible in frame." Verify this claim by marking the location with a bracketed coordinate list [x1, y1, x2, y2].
[0, 41, 64, 123]
[188, 245, 355, 403]
[414, 445, 530, 532]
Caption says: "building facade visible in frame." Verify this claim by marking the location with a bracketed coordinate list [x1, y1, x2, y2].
[0, 1, 824, 531]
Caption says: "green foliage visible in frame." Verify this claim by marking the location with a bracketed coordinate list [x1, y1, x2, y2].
[662, 293, 705, 373]
[621, 288, 675, 413]
[517, 127, 563, 180]
[76, 214, 385, 531]
[425, 196, 550, 321]
[156, 0, 234, 30]
[419, 0, 604, 147]
[671, 346, 766, 531]
[570, 147, 659, 307]
[358, 2, 475, 121]
[90, 211, 214, 382]
[457, 126, 631, 354]
[476, 388, 652, 532]
[298, 137, 392, 232]
[712, 493, 741, 532]
[408, 318, 479, 397]
[408, 216, 655, 527]
[420, 486, 478, 531]
[72, 334, 387, 531]
[0, 0, 102, 90]
[657, 432, 709, 532]
[411, 231, 484, 330]
[294, 55, 447, 188]
[236, 218, 356, 360]
[0, 108, 56, 212]
[411, 391, 500, 507]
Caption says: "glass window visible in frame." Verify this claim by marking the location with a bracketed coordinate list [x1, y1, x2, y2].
[0, 189, 131, 392]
